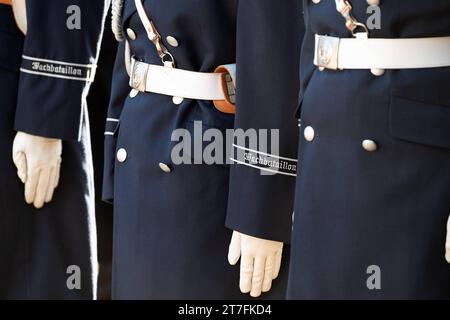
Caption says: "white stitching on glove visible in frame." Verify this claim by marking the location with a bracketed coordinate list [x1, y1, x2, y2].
[228, 231, 283, 298]
[12, 132, 62, 209]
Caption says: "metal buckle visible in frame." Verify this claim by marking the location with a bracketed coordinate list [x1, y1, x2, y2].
[315, 35, 340, 70]
[129, 58, 148, 92]
[224, 74, 236, 104]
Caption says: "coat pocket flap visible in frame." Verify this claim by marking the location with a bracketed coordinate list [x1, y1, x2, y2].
[389, 95, 450, 149]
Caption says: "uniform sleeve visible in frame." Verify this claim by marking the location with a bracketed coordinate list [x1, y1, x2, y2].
[102, 40, 129, 203]
[14, 0, 109, 141]
[225, 0, 304, 243]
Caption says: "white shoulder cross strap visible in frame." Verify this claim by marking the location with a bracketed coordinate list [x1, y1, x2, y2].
[12, 0, 27, 35]
[129, 0, 237, 114]
[134, 0, 175, 67]
[334, 0, 368, 37]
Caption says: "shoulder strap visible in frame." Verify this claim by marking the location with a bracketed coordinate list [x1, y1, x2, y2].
[12, 0, 27, 35]
[134, 0, 175, 67]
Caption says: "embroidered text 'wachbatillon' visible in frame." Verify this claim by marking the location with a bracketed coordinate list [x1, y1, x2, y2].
[230, 144, 297, 177]
[20, 55, 97, 82]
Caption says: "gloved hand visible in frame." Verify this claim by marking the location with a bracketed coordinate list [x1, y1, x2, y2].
[12, 132, 62, 209]
[228, 231, 283, 298]
[446, 214, 450, 264]
[12, 0, 27, 35]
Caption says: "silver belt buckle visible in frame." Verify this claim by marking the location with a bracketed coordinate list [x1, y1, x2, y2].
[315, 35, 340, 70]
[129, 58, 149, 92]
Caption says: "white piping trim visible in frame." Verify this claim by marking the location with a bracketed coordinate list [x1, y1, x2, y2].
[104, 132, 115, 136]
[20, 68, 94, 82]
[22, 55, 97, 68]
[232, 144, 298, 162]
[230, 158, 297, 177]
[106, 118, 120, 122]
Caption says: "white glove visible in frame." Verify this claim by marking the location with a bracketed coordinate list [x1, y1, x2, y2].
[12, 132, 62, 209]
[12, 0, 27, 35]
[446, 214, 450, 264]
[228, 231, 283, 298]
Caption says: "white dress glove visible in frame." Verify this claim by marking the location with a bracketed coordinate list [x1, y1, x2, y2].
[228, 231, 283, 298]
[12, 132, 62, 209]
[446, 214, 450, 264]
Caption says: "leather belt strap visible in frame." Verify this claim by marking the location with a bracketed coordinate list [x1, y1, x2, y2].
[314, 35, 450, 70]
[0, 0, 12, 6]
[129, 57, 236, 114]
[131, 0, 235, 113]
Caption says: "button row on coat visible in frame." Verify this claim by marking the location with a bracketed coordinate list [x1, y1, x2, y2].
[123, 26, 176, 171]
[126, 26, 180, 47]
[117, 149, 172, 172]
[126, 27, 179, 49]
[303, 127, 378, 152]
[165, 36, 181, 105]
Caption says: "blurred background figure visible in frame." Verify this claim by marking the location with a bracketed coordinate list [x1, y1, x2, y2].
[0, 0, 108, 299]
[88, 13, 117, 300]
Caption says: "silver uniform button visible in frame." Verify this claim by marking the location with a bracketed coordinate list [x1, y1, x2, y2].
[117, 148, 127, 163]
[159, 162, 172, 173]
[129, 89, 139, 98]
[126, 28, 137, 40]
[304, 126, 315, 142]
[172, 96, 184, 105]
[371, 68, 385, 76]
[362, 139, 378, 152]
[312, 0, 321, 3]
[166, 36, 179, 47]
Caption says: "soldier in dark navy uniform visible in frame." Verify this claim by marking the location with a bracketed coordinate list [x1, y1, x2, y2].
[289, 0, 450, 299]
[0, 0, 108, 299]
[103, 0, 301, 299]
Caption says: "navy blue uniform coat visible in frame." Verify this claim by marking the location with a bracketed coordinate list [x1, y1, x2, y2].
[289, 0, 450, 299]
[103, 0, 302, 299]
[0, 1, 107, 299]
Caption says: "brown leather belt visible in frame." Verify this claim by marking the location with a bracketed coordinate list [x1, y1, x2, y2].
[0, 0, 12, 6]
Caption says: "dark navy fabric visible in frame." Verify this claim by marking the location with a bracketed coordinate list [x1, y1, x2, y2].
[103, 0, 301, 299]
[0, 5, 24, 299]
[0, 2, 108, 299]
[288, 0, 450, 299]
[225, 1, 303, 244]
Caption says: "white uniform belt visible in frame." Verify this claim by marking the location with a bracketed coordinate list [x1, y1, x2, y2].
[129, 57, 235, 101]
[314, 35, 450, 70]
